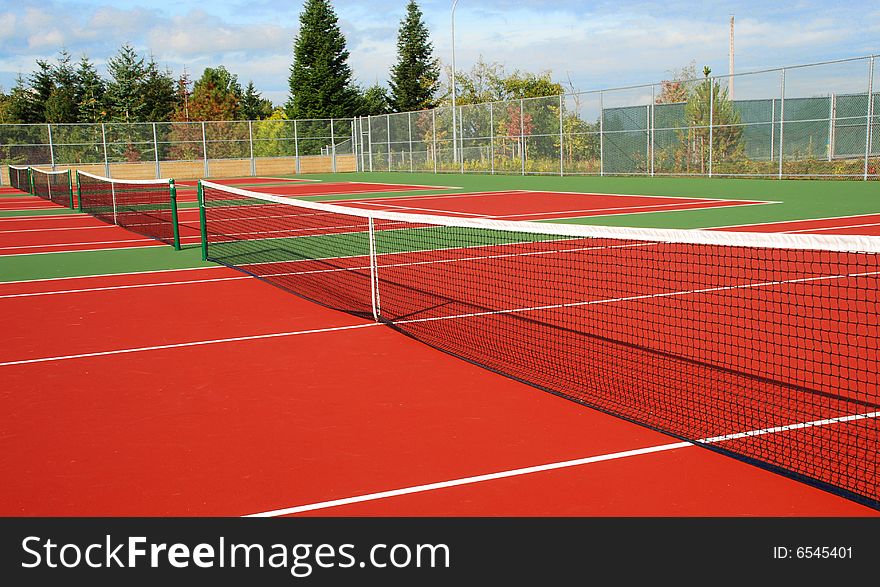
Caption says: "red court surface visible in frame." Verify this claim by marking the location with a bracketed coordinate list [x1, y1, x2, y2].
[712, 213, 880, 236]
[328, 190, 774, 221]
[1, 267, 875, 517]
[247, 181, 453, 197]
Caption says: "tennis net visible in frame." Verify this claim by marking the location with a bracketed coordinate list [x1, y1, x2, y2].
[77, 171, 182, 249]
[30, 168, 74, 208]
[199, 180, 880, 509]
[8, 165, 30, 192]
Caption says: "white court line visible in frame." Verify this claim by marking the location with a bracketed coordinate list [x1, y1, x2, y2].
[4, 264, 873, 366]
[244, 410, 880, 517]
[0, 214, 86, 221]
[0, 237, 155, 251]
[0, 224, 119, 234]
[0, 275, 250, 299]
[0, 322, 379, 367]
[701, 212, 880, 231]
[782, 221, 880, 234]
[0, 244, 163, 257]
[0, 265, 219, 286]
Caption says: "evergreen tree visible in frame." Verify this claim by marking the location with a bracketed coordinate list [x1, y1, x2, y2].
[75, 56, 106, 123]
[5, 75, 38, 123]
[28, 60, 56, 122]
[105, 43, 148, 122]
[359, 84, 391, 115]
[241, 81, 274, 120]
[286, 0, 359, 119]
[389, 1, 439, 112]
[142, 58, 177, 122]
[44, 50, 78, 123]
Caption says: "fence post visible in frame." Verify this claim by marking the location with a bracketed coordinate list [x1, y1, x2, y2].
[152, 122, 160, 179]
[865, 56, 875, 181]
[599, 91, 604, 176]
[386, 113, 392, 172]
[294, 119, 300, 174]
[330, 118, 337, 174]
[101, 123, 109, 177]
[770, 98, 776, 162]
[406, 112, 413, 173]
[828, 94, 836, 162]
[489, 102, 495, 175]
[559, 94, 564, 176]
[431, 109, 437, 174]
[201, 121, 209, 177]
[650, 85, 655, 177]
[460, 107, 465, 174]
[248, 120, 256, 176]
[367, 116, 373, 172]
[708, 77, 714, 177]
[47, 124, 55, 169]
[520, 98, 526, 176]
[778, 68, 786, 179]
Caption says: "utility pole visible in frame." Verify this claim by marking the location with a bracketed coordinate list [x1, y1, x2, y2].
[729, 15, 735, 100]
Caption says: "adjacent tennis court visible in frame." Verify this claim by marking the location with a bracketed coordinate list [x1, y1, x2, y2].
[1, 170, 878, 516]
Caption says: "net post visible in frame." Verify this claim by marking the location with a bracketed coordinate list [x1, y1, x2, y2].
[169, 178, 182, 251]
[66, 169, 74, 210]
[650, 85, 655, 177]
[28, 167, 34, 195]
[76, 171, 83, 212]
[111, 180, 118, 225]
[367, 216, 380, 322]
[198, 181, 208, 261]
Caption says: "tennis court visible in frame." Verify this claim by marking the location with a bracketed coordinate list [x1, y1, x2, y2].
[0, 171, 878, 516]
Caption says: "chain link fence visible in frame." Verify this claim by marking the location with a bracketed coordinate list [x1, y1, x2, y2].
[356, 55, 878, 180]
[0, 117, 357, 184]
[1, 55, 876, 184]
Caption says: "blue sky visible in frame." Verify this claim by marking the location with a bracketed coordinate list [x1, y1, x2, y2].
[0, 0, 877, 105]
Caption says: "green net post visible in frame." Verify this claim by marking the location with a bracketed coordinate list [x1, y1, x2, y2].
[76, 171, 83, 212]
[169, 178, 182, 251]
[66, 169, 74, 210]
[28, 167, 34, 195]
[198, 181, 208, 261]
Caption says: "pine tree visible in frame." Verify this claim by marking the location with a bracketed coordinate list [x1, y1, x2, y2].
[389, 1, 439, 112]
[5, 75, 38, 123]
[286, 0, 359, 119]
[44, 50, 78, 123]
[359, 84, 391, 115]
[28, 60, 56, 122]
[105, 43, 148, 122]
[173, 70, 192, 121]
[75, 56, 106, 123]
[142, 58, 177, 122]
[241, 81, 273, 120]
